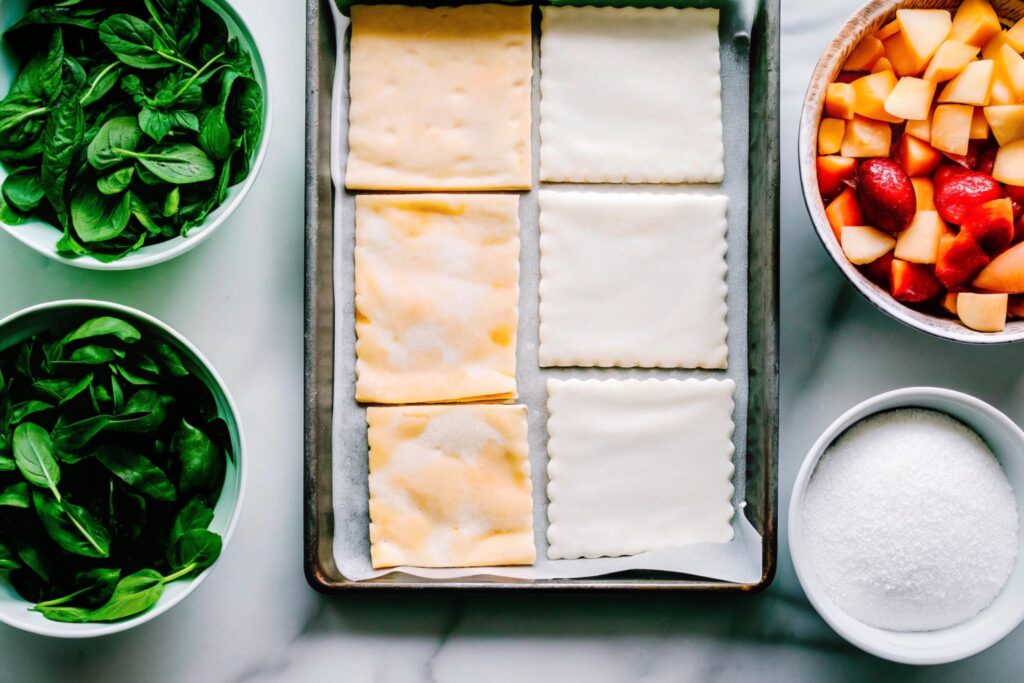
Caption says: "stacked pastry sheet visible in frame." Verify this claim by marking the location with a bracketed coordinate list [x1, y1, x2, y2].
[342, 3, 740, 572]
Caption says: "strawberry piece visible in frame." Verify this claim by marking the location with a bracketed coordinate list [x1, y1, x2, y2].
[825, 187, 863, 241]
[894, 134, 942, 178]
[962, 197, 1015, 254]
[857, 158, 916, 234]
[1004, 184, 1024, 204]
[977, 144, 998, 176]
[817, 156, 857, 200]
[862, 249, 894, 287]
[942, 140, 985, 170]
[933, 165, 1004, 225]
[891, 259, 942, 303]
[935, 230, 991, 289]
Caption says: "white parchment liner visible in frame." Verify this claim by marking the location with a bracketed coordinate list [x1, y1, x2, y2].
[329, 2, 763, 583]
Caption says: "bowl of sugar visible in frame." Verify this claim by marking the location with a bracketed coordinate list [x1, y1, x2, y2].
[789, 387, 1024, 665]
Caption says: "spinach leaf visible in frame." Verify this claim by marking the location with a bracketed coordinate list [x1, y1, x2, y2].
[79, 64, 122, 108]
[0, 542, 20, 571]
[6, 6, 105, 34]
[0, 482, 30, 508]
[170, 498, 214, 544]
[0, 93, 48, 149]
[32, 490, 111, 558]
[67, 345, 125, 365]
[0, 454, 14, 472]
[13, 422, 61, 497]
[71, 186, 132, 242]
[10, 400, 52, 424]
[52, 390, 169, 450]
[167, 529, 221, 575]
[16, 29, 64, 105]
[33, 568, 120, 614]
[153, 341, 189, 378]
[86, 116, 142, 170]
[16, 541, 53, 582]
[138, 108, 173, 143]
[99, 15, 186, 71]
[40, 93, 84, 225]
[2, 169, 45, 212]
[63, 317, 141, 344]
[123, 143, 215, 184]
[97, 167, 134, 195]
[95, 446, 176, 502]
[33, 373, 93, 404]
[172, 418, 224, 496]
[85, 569, 166, 622]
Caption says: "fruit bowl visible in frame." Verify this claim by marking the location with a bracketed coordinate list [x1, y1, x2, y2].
[799, 0, 1024, 343]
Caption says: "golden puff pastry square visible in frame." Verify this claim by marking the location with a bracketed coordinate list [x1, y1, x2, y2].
[346, 4, 533, 191]
[354, 194, 520, 404]
[367, 404, 535, 569]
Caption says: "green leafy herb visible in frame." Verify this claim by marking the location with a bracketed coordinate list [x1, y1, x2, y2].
[12, 422, 61, 497]
[33, 490, 111, 558]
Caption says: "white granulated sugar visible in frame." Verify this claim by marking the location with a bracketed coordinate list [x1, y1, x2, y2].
[802, 408, 1019, 632]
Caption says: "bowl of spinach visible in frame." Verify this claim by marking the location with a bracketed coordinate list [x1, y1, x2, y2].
[0, 299, 245, 637]
[0, 0, 270, 269]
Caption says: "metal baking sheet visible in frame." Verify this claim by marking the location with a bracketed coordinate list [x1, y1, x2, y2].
[304, 0, 779, 591]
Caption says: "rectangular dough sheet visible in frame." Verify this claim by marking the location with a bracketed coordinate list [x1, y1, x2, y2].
[546, 378, 736, 560]
[539, 190, 729, 369]
[539, 6, 723, 184]
[367, 404, 535, 569]
[345, 4, 533, 191]
[354, 194, 519, 404]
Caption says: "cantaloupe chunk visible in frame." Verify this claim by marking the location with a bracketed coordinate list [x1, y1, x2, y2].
[818, 118, 846, 155]
[825, 82, 857, 120]
[905, 107, 933, 140]
[851, 70, 902, 122]
[931, 103, 974, 155]
[957, 292, 1007, 331]
[842, 225, 897, 265]
[1006, 18, 1024, 52]
[993, 44, 1024, 101]
[950, 0, 1002, 48]
[992, 139, 1024, 186]
[984, 105, 1024, 146]
[912, 177, 936, 210]
[841, 115, 893, 157]
[884, 76, 936, 120]
[876, 19, 900, 41]
[942, 291, 959, 316]
[974, 241, 1024, 292]
[845, 35, 886, 71]
[970, 106, 990, 138]
[895, 210, 948, 263]
[924, 40, 981, 82]
[982, 31, 1009, 60]
[938, 59, 994, 106]
[988, 72, 1018, 106]
[872, 57, 895, 74]
[885, 10, 953, 76]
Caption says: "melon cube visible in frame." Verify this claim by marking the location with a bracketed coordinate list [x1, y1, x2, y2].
[825, 82, 857, 120]
[905, 107, 933, 140]
[988, 71, 1018, 106]
[957, 292, 1008, 331]
[885, 9, 952, 76]
[841, 115, 893, 157]
[845, 35, 886, 71]
[984, 105, 1024, 146]
[852, 70, 902, 122]
[938, 59, 995, 106]
[993, 44, 1024, 101]
[818, 118, 846, 155]
[992, 139, 1024, 186]
[942, 291, 959, 315]
[876, 19, 900, 41]
[895, 210, 948, 263]
[913, 177, 936, 210]
[872, 57, 895, 74]
[884, 76, 936, 120]
[842, 225, 897, 265]
[931, 104, 974, 155]
[970, 106, 990, 138]
[982, 31, 1009, 60]
[923, 40, 981, 81]
[950, 0, 1002, 48]
[1007, 18, 1024, 52]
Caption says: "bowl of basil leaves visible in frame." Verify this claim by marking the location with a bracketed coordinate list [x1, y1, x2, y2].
[0, 299, 245, 637]
[0, 0, 270, 269]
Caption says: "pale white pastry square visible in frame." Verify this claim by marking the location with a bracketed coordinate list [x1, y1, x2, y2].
[538, 190, 728, 369]
[546, 379, 736, 560]
[539, 6, 723, 184]
[346, 4, 532, 191]
[367, 404, 535, 569]
[354, 194, 519, 404]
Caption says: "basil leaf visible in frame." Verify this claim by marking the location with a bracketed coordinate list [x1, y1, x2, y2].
[71, 186, 132, 243]
[95, 446, 176, 502]
[85, 569, 165, 622]
[87, 116, 142, 170]
[131, 143, 215, 184]
[97, 167, 134, 195]
[0, 482, 30, 509]
[13, 422, 61, 496]
[99, 15, 181, 71]
[2, 168, 45, 212]
[40, 93, 84, 225]
[170, 498, 214, 544]
[167, 529, 221, 574]
[63, 317, 141, 344]
[172, 418, 224, 496]
[32, 490, 110, 558]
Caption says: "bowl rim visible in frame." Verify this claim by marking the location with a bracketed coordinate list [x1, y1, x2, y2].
[0, 0, 274, 272]
[788, 386, 1024, 665]
[797, 0, 1024, 345]
[0, 299, 247, 638]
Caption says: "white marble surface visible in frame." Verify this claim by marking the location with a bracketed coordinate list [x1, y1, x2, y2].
[2, 0, 1024, 680]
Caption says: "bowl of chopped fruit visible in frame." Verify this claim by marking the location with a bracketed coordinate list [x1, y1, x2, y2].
[800, 0, 1024, 342]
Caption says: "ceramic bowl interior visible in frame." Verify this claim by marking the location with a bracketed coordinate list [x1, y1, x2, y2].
[789, 387, 1024, 665]
[0, 0, 272, 271]
[798, 0, 1024, 344]
[0, 300, 245, 638]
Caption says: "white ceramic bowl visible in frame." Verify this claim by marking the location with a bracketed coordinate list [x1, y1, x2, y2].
[789, 387, 1024, 665]
[0, 300, 245, 638]
[0, 0, 272, 270]
[798, 0, 1024, 344]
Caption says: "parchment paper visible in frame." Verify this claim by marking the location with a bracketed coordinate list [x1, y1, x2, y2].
[329, 1, 763, 584]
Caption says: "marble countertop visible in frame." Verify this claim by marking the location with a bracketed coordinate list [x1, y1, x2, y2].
[2, 0, 1023, 680]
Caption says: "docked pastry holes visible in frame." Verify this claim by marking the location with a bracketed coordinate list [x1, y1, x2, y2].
[546, 379, 736, 560]
[538, 190, 729, 369]
[539, 6, 723, 184]
[367, 404, 535, 569]
[354, 194, 520, 404]
[346, 4, 533, 191]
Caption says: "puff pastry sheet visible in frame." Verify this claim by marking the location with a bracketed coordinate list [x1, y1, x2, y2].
[546, 379, 736, 560]
[354, 194, 519, 404]
[367, 404, 535, 569]
[346, 4, 533, 191]
[539, 6, 723, 184]
[539, 190, 728, 369]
